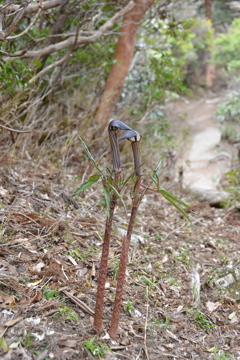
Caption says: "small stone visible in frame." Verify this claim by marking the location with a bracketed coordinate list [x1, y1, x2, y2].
[215, 273, 235, 288]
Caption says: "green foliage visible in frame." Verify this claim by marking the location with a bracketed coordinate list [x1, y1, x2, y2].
[75, 174, 101, 194]
[224, 169, 240, 206]
[150, 164, 191, 221]
[75, 135, 191, 222]
[141, 276, 156, 289]
[0, 58, 32, 96]
[43, 289, 58, 300]
[59, 306, 80, 323]
[84, 337, 110, 358]
[112, 260, 120, 279]
[209, 0, 237, 27]
[121, 17, 196, 113]
[213, 347, 231, 360]
[216, 91, 240, 149]
[124, 300, 134, 312]
[216, 91, 240, 124]
[195, 312, 214, 329]
[173, 245, 192, 264]
[213, 18, 240, 73]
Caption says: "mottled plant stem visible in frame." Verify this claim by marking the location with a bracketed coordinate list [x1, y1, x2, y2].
[93, 195, 117, 334]
[94, 171, 120, 334]
[109, 177, 141, 339]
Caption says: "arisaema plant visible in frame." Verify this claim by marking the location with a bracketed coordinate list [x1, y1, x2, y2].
[75, 119, 190, 338]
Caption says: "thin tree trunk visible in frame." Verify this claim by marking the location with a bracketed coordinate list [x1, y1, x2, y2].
[204, 0, 215, 89]
[94, 0, 154, 128]
[205, 0, 212, 20]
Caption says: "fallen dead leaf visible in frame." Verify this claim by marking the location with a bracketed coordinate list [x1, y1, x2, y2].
[27, 279, 43, 287]
[58, 339, 77, 348]
[0, 336, 8, 352]
[206, 301, 221, 313]
[30, 262, 45, 272]
[4, 317, 23, 327]
[229, 311, 236, 319]
[29, 290, 42, 304]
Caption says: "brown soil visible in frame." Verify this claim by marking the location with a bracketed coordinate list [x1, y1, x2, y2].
[0, 97, 240, 360]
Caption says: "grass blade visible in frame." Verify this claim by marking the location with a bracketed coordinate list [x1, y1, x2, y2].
[76, 134, 103, 174]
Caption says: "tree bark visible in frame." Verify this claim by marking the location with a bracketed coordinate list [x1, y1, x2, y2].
[94, 0, 154, 128]
[204, 0, 215, 89]
[205, 0, 212, 20]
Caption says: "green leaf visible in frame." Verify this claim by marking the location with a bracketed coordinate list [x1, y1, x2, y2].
[159, 190, 191, 222]
[76, 134, 103, 174]
[108, 183, 126, 214]
[33, 61, 42, 67]
[74, 248, 84, 259]
[150, 174, 159, 187]
[122, 162, 146, 187]
[74, 174, 101, 194]
[122, 169, 138, 186]
[159, 189, 190, 208]
[102, 184, 110, 218]
[0, 336, 8, 352]
[43, 289, 57, 300]
[153, 159, 163, 176]
[151, 160, 163, 187]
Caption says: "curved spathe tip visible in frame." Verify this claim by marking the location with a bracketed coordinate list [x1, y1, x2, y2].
[119, 130, 142, 142]
[108, 119, 132, 131]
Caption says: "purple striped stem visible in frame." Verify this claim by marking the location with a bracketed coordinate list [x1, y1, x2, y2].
[94, 119, 138, 335]
[109, 135, 142, 339]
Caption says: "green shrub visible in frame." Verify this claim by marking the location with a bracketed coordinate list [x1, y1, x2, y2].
[213, 18, 240, 73]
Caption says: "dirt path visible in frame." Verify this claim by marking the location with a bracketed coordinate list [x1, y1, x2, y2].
[177, 97, 231, 191]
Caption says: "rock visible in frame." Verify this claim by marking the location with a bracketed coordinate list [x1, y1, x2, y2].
[190, 187, 230, 205]
[116, 228, 146, 245]
[212, 266, 240, 299]
[215, 273, 235, 288]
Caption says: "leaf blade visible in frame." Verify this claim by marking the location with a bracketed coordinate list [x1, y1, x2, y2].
[102, 183, 110, 218]
[159, 190, 191, 222]
[74, 174, 101, 194]
[76, 134, 103, 174]
[108, 183, 126, 214]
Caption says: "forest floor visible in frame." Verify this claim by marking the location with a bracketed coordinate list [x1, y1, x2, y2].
[0, 93, 240, 360]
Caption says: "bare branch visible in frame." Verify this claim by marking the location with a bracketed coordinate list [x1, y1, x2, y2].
[29, 18, 91, 83]
[4, 3, 28, 38]
[0, 0, 61, 15]
[6, 7, 42, 40]
[0, 40, 35, 57]
[18, 0, 135, 58]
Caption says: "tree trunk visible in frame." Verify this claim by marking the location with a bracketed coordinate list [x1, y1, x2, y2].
[204, 0, 215, 89]
[94, 0, 154, 128]
[205, 0, 212, 20]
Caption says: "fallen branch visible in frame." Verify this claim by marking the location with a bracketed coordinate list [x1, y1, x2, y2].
[62, 290, 95, 316]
